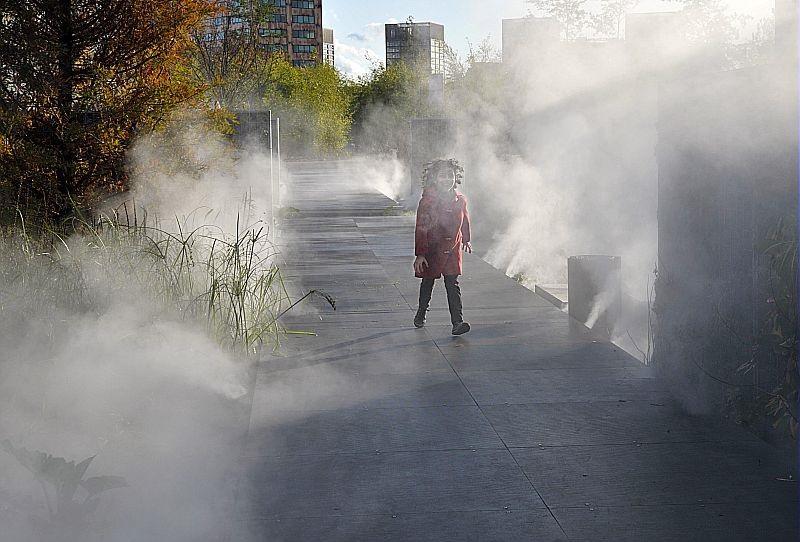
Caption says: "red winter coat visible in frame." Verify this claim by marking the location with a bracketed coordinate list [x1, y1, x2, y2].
[414, 189, 471, 279]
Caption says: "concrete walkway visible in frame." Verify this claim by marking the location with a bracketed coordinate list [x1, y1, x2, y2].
[237, 160, 796, 541]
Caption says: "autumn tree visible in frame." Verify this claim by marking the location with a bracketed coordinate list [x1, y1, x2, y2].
[0, 0, 214, 224]
[189, 0, 276, 111]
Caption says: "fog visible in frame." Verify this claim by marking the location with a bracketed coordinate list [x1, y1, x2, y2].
[0, 120, 280, 541]
[0, 2, 794, 538]
[399, 5, 786, 360]
[343, 3, 794, 388]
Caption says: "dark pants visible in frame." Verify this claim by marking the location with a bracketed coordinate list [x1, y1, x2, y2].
[418, 275, 463, 325]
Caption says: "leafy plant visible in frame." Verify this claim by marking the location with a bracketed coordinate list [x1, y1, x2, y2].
[739, 216, 798, 437]
[277, 206, 302, 219]
[347, 61, 431, 157]
[1, 205, 335, 357]
[706, 216, 798, 439]
[2, 440, 127, 539]
[382, 205, 414, 216]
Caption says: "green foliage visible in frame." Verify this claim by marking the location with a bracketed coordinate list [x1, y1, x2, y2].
[205, 105, 240, 136]
[2, 440, 127, 539]
[0, 205, 334, 356]
[264, 59, 353, 156]
[347, 62, 430, 155]
[701, 215, 799, 441]
[382, 205, 414, 216]
[132, 107, 238, 181]
[277, 206, 302, 219]
[732, 217, 798, 438]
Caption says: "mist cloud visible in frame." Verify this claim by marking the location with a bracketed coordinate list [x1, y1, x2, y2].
[0, 118, 280, 541]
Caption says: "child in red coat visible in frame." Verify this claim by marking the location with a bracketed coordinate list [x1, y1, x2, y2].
[413, 159, 472, 335]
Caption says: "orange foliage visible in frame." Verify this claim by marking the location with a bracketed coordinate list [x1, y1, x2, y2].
[0, 0, 218, 223]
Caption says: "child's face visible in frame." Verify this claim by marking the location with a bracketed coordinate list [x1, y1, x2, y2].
[434, 169, 456, 191]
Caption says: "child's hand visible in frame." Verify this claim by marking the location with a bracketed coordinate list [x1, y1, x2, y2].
[462, 242, 473, 253]
[414, 256, 428, 274]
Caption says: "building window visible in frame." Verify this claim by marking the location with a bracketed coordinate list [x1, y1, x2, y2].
[292, 14, 315, 24]
[266, 43, 288, 53]
[267, 0, 286, 6]
[260, 27, 286, 37]
[269, 13, 287, 22]
[213, 16, 223, 26]
[293, 59, 316, 68]
[430, 38, 444, 75]
[293, 0, 315, 8]
[293, 29, 316, 39]
[294, 44, 316, 54]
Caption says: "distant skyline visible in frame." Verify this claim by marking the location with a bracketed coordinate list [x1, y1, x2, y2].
[323, 0, 776, 77]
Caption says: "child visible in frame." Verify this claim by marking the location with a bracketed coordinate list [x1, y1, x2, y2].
[413, 159, 472, 335]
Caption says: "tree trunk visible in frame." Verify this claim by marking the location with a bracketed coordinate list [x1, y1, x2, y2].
[55, 0, 76, 221]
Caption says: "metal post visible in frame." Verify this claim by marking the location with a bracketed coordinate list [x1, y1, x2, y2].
[276, 117, 281, 211]
[409, 119, 414, 197]
[268, 109, 274, 242]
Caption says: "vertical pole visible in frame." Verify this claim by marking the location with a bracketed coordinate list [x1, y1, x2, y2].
[268, 109, 274, 242]
[409, 119, 414, 198]
[276, 117, 281, 211]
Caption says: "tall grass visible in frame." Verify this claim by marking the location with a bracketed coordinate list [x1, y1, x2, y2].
[1, 203, 330, 357]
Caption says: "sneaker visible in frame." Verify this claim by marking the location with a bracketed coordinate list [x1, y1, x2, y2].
[451, 322, 471, 335]
[413, 310, 427, 328]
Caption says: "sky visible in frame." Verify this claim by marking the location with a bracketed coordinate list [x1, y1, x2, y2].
[322, 0, 776, 78]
